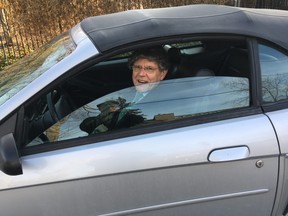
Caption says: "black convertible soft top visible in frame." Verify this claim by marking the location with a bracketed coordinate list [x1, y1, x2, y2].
[80, 4, 288, 52]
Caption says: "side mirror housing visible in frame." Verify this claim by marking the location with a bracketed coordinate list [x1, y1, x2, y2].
[0, 133, 23, 175]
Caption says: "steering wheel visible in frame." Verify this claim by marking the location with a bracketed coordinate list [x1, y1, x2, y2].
[39, 133, 49, 142]
[46, 88, 77, 123]
[46, 90, 60, 122]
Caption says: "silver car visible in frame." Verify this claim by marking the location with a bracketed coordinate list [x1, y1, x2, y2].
[0, 4, 288, 216]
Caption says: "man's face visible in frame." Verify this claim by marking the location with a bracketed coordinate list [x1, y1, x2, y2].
[132, 58, 168, 92]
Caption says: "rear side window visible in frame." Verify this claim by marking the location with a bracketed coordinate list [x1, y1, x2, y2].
[259, 44, 288, 103]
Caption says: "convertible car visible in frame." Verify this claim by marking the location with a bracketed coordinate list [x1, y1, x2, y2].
[0, 4, 288, 216]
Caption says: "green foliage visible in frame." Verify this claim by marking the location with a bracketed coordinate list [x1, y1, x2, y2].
[0, 48, 32, 71]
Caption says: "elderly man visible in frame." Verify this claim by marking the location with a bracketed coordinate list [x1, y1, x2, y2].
[129, 46, 170, 93]
[80, 46, 171, 134]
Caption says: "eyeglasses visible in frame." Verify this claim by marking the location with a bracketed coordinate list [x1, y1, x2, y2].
[132, 65, 159, 73]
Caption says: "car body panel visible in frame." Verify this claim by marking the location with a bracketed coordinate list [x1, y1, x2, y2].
[264, 109, 288, 216]
[272, 154, 288, 216]
[266, 109, 288, 154]
[0, 160, 277, 216]
[0, 114, 279, 215]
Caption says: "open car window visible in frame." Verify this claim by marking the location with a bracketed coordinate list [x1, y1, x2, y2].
[24, 38, 251, 147]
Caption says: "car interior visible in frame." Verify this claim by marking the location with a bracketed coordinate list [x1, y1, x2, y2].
[24, 38, 250, 146]
[63, 38, 249, 106]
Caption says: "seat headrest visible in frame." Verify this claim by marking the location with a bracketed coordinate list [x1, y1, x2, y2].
[194, 68, 215, 76]
[166, 48, 182, 79]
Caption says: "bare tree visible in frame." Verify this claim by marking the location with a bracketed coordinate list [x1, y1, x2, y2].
[0, 1, 12, 46]
[262, 73, 288, 102]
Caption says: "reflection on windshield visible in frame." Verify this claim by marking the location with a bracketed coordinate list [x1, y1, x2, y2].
[0, 32, 75, 106]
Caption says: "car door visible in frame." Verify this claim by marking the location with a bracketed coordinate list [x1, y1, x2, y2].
[0, 91, 280, 216]
[0, 105, 279, 216]
[257, 42, 288, 216]
[0, 39, 280, 216]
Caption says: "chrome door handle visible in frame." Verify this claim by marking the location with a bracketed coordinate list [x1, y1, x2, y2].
[208, 146, 250, 162]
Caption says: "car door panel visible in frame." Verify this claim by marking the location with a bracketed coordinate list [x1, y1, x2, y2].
[264, 108, 288, 215]
[0, 114, 279, 216]
[266, 109, 288, 153]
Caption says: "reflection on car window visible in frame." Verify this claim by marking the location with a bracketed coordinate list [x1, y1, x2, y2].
[26, 39, 251, 147]
[0, 32, 75, 106]
[259, 44, 288, 102]
[32, 76, 249, 143]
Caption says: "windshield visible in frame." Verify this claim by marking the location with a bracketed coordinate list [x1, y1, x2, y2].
[0, 32, 75, 106]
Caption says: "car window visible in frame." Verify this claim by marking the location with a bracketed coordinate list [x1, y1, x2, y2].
[259, 44, 288, 103]
[0, 32, 75, 106]
[31, 76, 248, 143]
[24, 39, 251, 147]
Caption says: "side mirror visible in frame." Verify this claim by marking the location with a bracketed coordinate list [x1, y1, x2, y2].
[0, 133, 23, 175]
